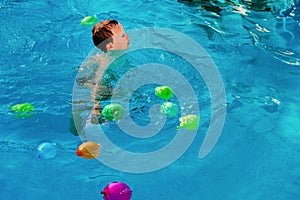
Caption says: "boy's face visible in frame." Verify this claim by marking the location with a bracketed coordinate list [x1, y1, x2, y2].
[108, 23, 130, 50]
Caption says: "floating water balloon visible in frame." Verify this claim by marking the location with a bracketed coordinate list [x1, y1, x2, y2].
[8, 103, 35, 118]
[176, 114, 200, 130]
[76, 141, 101, 159]
[37, 142, 57, 159]
[160, 102, 178, 117]
[80, 16, 98, 26]
[100, 182, 132, 200]
[155, 86, 173, 100]
[102, 104, 125, 122]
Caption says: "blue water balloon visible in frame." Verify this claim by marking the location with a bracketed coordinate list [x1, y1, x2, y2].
[37, 142, 57, 159]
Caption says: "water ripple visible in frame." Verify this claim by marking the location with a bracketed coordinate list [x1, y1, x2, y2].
[179, 0, 300, 66]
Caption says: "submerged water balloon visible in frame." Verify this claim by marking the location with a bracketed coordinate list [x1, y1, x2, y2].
[102, 104, 125, 121]
[37, 142, 57, 159]
[160, 102, 178, 117]
[8, 103, 35, 118]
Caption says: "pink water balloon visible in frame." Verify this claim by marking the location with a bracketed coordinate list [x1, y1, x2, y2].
[100, 182, 132, 200]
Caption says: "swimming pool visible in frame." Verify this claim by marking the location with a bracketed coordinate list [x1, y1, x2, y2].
[1, 0, 300, 199]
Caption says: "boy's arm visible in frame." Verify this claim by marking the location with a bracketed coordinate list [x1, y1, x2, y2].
[90, 53, 111, 115]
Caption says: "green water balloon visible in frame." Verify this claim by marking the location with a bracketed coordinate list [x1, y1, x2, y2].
[102, 104, 125, 122]
[8, 103, 35, 118]
[160, 102, 178, 117]
[176, 114, 200, 130]
[9, 103, 35, 113]
[155, 86, 173, 100]
[80, 16, 98, 26]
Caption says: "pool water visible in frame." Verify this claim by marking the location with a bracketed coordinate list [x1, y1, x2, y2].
[1, 0, 300, 199]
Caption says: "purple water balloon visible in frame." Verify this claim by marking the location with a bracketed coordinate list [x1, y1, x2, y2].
[100, 182, 132, 200]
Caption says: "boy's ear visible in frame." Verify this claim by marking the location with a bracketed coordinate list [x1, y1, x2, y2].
[106, 42, 113, 50]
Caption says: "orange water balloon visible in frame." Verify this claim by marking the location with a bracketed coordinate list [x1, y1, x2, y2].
[76, 142, 101, 159]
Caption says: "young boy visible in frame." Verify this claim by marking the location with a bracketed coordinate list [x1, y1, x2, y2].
[70, 19, 130, 135]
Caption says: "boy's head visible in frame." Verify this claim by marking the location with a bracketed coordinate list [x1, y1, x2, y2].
[92, 19, 130, 52]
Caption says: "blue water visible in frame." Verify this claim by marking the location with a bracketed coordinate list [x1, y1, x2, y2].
[1, 0, 300, 199]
